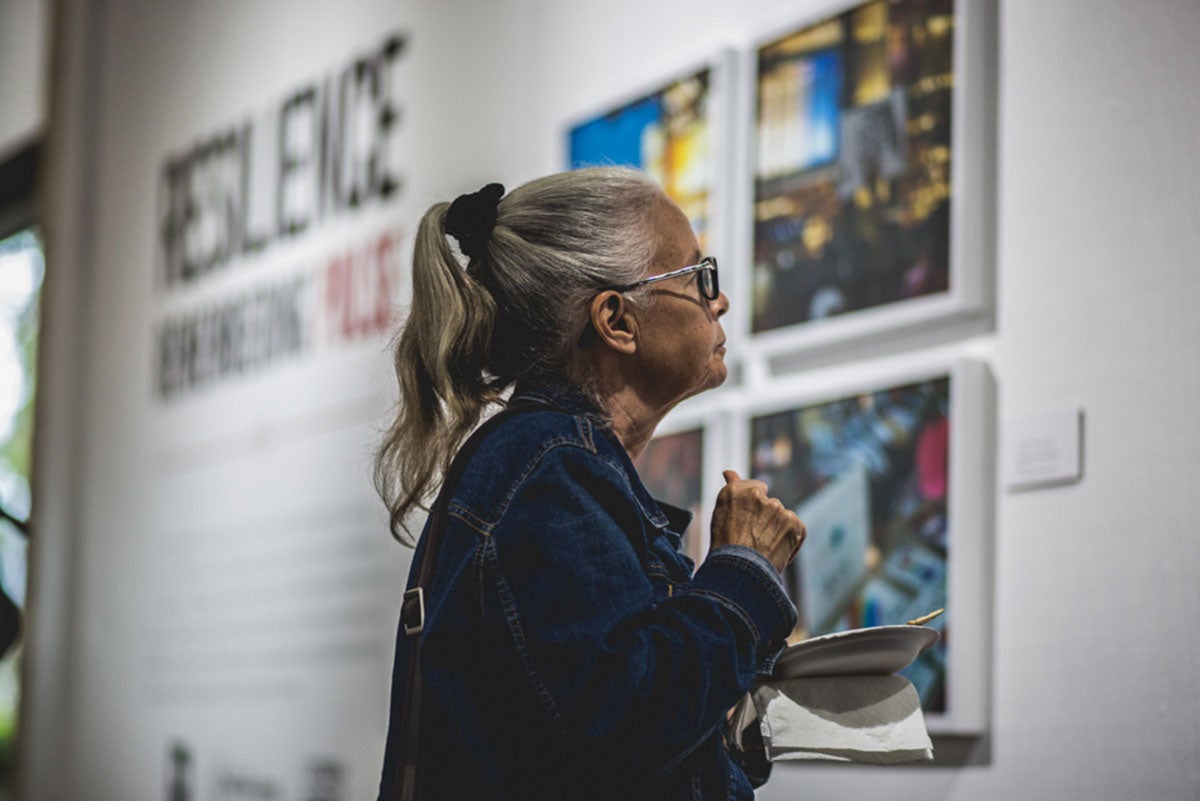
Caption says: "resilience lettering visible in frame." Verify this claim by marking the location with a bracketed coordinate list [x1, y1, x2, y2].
[151, 32, 408, 402]
[157, 34, 405, 288]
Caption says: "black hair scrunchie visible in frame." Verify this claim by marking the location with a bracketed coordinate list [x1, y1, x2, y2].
[445, 183, 505, 261]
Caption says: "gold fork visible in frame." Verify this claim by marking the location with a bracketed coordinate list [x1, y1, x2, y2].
[906, 608, 944, 626]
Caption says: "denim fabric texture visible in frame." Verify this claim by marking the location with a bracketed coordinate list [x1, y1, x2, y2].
[377, 383, 798, 800]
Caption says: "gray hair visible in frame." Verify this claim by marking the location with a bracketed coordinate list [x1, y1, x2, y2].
[375, 167, 664, 543]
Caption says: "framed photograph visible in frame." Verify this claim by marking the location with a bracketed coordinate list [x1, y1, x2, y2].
[566, 51, 737, 260]
[632, 404, 734, 567]
[741, 0, 996, 360]
[734, 359, 994, 733]
[633, 427, 707, 565]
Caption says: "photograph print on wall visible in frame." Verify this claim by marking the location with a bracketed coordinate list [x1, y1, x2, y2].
[752, 0, 957, 334]
[569, 68, 716, 247]
[749, 374, 952, 711]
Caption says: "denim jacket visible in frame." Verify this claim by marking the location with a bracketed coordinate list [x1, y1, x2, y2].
[377, 384, 797, 801]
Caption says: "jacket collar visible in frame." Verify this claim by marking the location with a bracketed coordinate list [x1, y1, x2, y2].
[511, 378, 695, 543]
[510, 377, 602, 417]
[654, 499, 695, 550]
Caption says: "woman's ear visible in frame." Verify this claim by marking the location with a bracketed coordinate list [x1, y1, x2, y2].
[588, 290, 639, 355]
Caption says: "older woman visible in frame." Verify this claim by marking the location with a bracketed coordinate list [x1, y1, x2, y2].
[375, 168, 805, 801]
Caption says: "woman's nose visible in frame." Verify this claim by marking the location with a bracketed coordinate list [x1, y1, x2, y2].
[711, 291, 730, 318]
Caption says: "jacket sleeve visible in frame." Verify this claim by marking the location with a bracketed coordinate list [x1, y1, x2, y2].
[729, 712, 773, 788]
[481, 442, 796, 777]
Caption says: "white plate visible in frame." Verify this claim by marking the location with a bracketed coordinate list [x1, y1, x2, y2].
[772, 625, 940, 680]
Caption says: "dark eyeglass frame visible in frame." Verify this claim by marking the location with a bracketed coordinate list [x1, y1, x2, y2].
[612, 256, 720, 301]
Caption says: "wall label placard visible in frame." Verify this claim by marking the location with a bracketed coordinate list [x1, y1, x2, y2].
[1003, 408, 1084, 491]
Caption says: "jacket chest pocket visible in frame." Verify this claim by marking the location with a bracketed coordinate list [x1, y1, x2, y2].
[645, 537, 692, 601]
[644, 524, 694, 601]
[646, 561, 677, 602]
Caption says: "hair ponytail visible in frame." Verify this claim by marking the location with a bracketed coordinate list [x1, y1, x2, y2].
[375, 202, 503, 543]
[376, 167, 665, 544]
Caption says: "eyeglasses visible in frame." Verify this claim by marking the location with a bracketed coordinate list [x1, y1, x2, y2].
[613, 256, 720, 301]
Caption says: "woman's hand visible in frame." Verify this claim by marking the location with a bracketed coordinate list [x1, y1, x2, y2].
[710, 470, 806, 573]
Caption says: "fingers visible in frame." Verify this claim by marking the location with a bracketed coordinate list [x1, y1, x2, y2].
[721, 471, 769, 495]
[719, 471, 770, 506]
[711, 470, 808, 571]
[788, 515, 807, 562]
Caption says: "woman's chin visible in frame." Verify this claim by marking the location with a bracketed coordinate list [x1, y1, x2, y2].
[695, 361, 728, 396]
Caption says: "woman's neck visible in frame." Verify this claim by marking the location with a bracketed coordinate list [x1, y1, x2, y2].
[603, 385, 672, 461]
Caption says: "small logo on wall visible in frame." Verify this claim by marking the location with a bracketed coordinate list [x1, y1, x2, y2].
[215, 768, 283, 801]
[166, 741, 194, 801]
[303, 757, 345, 801]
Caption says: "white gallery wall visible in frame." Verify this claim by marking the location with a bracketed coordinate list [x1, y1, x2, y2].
[31, 1, 542, 799]
[27, 0, 1200, 800]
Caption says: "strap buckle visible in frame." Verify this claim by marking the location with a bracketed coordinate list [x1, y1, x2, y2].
[402, 587, 425, 636]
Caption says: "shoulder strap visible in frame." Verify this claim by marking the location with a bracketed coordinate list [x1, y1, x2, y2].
[394, 401, 549, 801]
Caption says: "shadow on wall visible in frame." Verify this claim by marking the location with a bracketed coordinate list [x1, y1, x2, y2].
[926, 734, 991, 767]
